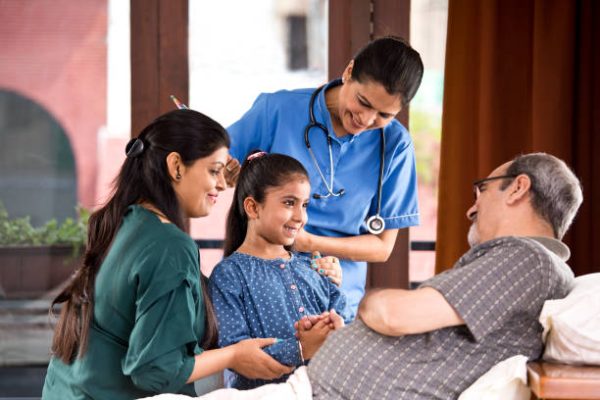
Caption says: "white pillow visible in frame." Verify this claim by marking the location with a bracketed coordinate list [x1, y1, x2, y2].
[539, 273, 600, 365]
[458, 355, 530, 400]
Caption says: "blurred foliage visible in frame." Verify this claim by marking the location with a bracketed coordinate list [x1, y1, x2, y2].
[410, 108, 442, 188]
[0, 201, 89, 254]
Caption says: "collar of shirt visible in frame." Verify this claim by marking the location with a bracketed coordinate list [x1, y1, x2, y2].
[232, 251, 297, 266]
[317, 79, 354, 145]
[527, 236, 570, 261]
[459, 236, 571, 266]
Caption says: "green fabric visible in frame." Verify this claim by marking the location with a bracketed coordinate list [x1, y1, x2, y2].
[43, 205, 205, 400]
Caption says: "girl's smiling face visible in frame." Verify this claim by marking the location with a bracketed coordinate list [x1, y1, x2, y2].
[251, 175, 311, 247]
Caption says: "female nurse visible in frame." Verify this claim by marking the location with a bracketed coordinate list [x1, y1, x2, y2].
[225, 36, 424, 316]
[42, 110, 291, 400]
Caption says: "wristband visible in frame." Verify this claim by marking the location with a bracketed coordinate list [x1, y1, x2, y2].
[298, 340, 305, 364]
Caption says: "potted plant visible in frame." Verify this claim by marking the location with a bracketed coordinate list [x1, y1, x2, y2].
[0, 203, 89, 299]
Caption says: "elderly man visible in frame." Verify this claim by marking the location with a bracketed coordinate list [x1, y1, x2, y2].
[144, 153, 582, 400]
[307, 152, 583, 400]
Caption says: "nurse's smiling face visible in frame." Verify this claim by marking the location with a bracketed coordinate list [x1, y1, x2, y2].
[330, 61, 402, 136]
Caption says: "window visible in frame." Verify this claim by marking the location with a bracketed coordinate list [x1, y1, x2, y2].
[409, 0, 448, 283]
[188, 0, 328, 275]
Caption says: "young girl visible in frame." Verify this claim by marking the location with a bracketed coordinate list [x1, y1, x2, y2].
[209, 152, 352, 390]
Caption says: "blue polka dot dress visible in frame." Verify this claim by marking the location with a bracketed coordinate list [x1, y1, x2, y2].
[209, 251, 352, 389]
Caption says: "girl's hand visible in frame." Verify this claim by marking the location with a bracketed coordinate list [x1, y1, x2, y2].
[224, 155, 240, 187]
[230, 338, 292, 379]
[310, 251, 343, 286]
[294, 310, 344, 337]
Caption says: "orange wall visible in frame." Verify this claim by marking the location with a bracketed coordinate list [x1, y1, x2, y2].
[0, 0, 107, 209]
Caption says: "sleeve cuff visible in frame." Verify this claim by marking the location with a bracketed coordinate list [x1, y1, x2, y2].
[382, 213, 420, 230]
[263, 338, 302, 367]
[162, 352, 197, 393]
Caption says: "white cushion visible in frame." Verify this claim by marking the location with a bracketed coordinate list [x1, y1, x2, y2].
[540, 273, 600, 365]
[458, 355, 530, 400]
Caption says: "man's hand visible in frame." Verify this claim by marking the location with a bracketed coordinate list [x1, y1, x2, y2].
[328, 308, 345, 330]
[297, 318, 332, 360]
[230, 338, 293, 379]
[224, 155, 240, 187]
[294, 309, 344, 335]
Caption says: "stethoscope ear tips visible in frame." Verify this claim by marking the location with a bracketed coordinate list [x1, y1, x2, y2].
[366, 215, 385, 235]
[312, 188, 345, 200]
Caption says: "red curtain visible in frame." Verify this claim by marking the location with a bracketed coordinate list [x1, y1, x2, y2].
[436, 0, 600, 276]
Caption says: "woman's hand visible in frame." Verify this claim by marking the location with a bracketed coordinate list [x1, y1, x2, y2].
[310, 251, 343, 286]
[224, 155, 240, 187]
[230, 338, 293, 379]
[293, 228, 314, 253]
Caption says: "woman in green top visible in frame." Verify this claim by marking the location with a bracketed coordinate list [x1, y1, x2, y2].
[42, 110, 291, 399]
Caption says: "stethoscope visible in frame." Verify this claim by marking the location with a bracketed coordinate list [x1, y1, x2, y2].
[304, 83, 386, 235]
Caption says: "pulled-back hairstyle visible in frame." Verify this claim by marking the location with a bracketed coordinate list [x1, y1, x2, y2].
[51, 109, 229, 363]
[351, 36, 424, 107]
[224, 152, 309, 257]
[500, 152, 583, 240]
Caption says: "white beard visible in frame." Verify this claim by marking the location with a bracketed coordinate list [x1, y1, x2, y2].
[467, 222, 480, 248]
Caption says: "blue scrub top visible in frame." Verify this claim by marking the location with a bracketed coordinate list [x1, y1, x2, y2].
[227, 79, 420, 315]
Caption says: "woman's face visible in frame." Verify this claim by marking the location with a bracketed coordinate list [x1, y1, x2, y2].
[336, 63, 402, 135]
[174, 147, 229, 218]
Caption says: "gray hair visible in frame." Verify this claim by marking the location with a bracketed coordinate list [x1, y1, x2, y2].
[501, 153, 583, 239]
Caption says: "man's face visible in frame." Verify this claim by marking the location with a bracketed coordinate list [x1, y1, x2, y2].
[466, 162, 514, 247]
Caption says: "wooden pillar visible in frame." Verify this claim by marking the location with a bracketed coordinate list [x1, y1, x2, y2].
[130, 0, 188, 137]
[329, 0, 412, 290]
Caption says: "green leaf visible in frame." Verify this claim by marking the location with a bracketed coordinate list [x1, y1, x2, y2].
[0, 201, 88, 254]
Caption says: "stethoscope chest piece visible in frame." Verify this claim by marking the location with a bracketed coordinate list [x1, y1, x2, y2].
[366, 214, 385, 235]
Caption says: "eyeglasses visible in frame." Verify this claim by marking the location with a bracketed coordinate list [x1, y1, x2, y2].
[473, 175, 517, 199]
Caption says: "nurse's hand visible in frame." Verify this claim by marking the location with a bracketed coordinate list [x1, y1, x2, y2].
[293, 228, 314, 253]
[230, 338, 293, 379]
[310, 251, 343, 287]
[224, 155, 240, 187]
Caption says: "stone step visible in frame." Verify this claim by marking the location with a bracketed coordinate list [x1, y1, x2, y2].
[0, 299, 58, 316]
[0, 313, 56, 329]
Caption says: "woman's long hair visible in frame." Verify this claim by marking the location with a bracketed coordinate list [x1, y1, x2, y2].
[51, 109, 228, 363]
[223, 152, 308, 257]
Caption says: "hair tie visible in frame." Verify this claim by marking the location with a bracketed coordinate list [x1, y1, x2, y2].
[246, 151, 267, 162]
[125, 138, 145, 158]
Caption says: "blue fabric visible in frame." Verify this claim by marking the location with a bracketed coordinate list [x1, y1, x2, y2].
[227, 79, 420, 313]
[209, 251, 351, 390]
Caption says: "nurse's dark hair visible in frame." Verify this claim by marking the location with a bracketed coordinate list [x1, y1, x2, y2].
[224, 151, 309, 257]
[50, 109, 228, 363]
[351, 36, 424, 107]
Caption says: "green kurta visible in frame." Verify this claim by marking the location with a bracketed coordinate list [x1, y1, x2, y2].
[43, 205, 206, 399]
